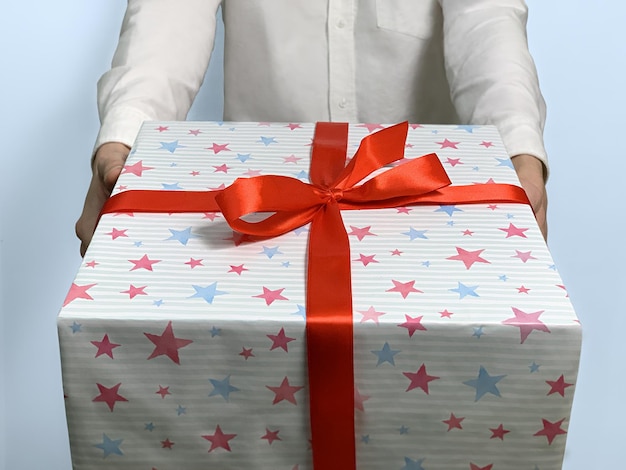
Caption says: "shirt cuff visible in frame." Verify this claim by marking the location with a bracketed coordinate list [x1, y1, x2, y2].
[496, 119, 549, 181]
[93, 106, 154, 156]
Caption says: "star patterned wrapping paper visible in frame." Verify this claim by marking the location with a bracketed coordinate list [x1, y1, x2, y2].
[58, 122, 581, 470]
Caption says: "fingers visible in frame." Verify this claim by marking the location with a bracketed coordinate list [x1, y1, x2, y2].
[76, 142, 131, 257]
[511, 154, 548, 241]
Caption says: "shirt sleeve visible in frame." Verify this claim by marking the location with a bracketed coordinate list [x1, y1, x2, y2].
[438, 0, 548, 174]
[94, 0, 222, 153]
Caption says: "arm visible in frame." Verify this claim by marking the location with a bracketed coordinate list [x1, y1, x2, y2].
[439, 0, 548, 238]
[76, 0, 222, 255]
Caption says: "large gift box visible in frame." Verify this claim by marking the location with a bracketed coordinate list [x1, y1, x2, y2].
[58, 121, 581, 470]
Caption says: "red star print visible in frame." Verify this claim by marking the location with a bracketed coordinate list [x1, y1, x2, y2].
[398, 314, 427, 337]
[348, 225, 377, 241]
[63, 282, 96, 306]
[106, 228, 128, 240]
[261, 428, 282, 444]
[443, 413, 465, 431]
[446, 157, 463, 166]
[161, 438, 174, 449]
[202, 425, 237, 452]
[439, 309, 454, 318]
[185, 258, 203, 268]
[499, 223, 528, 238]
[93, 383, 128, 411]
[129, 254, 161, 271]
[144, 321, 193, 364]
[517, 285, 531, 294]
[437, 138, 460, 149]
[254, 287, 288, 305]
[480, 141, 493, 148]
[285, 123, 302, 130]
[266, 377, 304, 405]
[502, 307, 550, 343]
[188, 129, 201, 136]
[156, 385, 171, 398]
[358, 123, 384, 133]
[354, 254, 378, 266]
[207, 143, 231, 153]
[91, 334, 120, 358]
[122, 160, 154, 177]
[283, 154, 302, 163]
[396, 207, 412, 214]
[470, 464, 493, 470]
[155, 125, 168, 132]
[390, 249, 403, 256]
[387, 279, 422, 299]
[546, 375, 574, 397]
[447, 247, 490, 269]
[213, 163, 230, 173]
[228, 264, 248, 275]
[534, 418, 567, 444]
[239, 347, 255, 360]
[354, 386, 371, 412]
[121, 284, 147, 299]
[267, 328, 296, 352]
[85, 260, 98, 268]
[489, 424, 510, 440]
[358, 306, 386, 324]
[403, 364, 440, 394]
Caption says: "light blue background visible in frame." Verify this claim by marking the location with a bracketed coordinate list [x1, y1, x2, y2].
[0, 2, 622, 468]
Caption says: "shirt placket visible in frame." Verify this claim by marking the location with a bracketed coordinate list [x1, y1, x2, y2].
[327, 0, 357, 122]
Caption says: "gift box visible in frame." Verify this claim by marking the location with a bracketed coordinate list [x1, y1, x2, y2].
[58, 121, 581, 470]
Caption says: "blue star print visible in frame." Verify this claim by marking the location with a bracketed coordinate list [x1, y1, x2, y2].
[94, 433, 123, 458]
[159, 140, 184, 153]
[496, 157, 514, 169]
[259, 136, 277, 146]
[450, 282, 479, 299]
[401, 457, 426, 470]
[463, 366, 506, 401]
[237, 153, 251, 162]
[435, 205, 463, 216]
[161, 182, 182, 190]
[403, 227, 428, 240]
[209, 375, 240, 401]
[70, 321, 82, 333]
[190, 283, 227, 304]
[371, 342, 401, 366]
[167, 227, 198, 245]
[261, 246, 282, 258]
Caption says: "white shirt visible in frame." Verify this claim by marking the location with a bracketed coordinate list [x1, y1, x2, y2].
[96, 0, 547, 168]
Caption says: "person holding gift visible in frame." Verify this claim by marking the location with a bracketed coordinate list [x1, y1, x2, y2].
[76, 0, 548, 256]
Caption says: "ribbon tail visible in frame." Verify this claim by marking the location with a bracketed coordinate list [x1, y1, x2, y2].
[307, 201, 356, 469]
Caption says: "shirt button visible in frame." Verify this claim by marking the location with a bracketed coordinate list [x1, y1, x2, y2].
[336, 19, 346, 29]
[338, 98, 347, 109]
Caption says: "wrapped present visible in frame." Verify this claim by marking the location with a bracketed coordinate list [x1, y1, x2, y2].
[58, 121, 580, 470]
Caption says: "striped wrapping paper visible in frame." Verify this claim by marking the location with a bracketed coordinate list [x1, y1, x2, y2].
[58, 122, 580, 470]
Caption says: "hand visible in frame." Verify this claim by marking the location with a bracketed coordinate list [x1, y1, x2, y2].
[511, 153, 548, 240]
[75, 142, 131, 257]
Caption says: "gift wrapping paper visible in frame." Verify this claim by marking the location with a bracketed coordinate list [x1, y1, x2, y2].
[58, 122, 581, 470]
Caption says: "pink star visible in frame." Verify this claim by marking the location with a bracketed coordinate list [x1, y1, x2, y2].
[502, 307, 551, 343]
[470, 464, 494, 470]
[398, 314, 426, 337]
[261, 428, 282, 444]
[210, 183, 227, 191]
[396, 207, 412, 214]
[91, 334, 120, 358]
[155, 125, 169, 132]
[254, 287, 288, 305]
[354, 386, 370, 412]
[283, 154, 302, 163]
[203, 212, 220, 221]
[267, 328, 296, 352]
[106, 228, 128, 240]
[390, 249, 403, 256]
[185, 258, 203, 268]
[556, 284, 569, 297]
[144, 321, 193, 364]
[285, 123, 302, 130]
[122, 160, 154, 177]
[489, 424, 510, 440]
[207, 143, 230, 153]
[358, 306, 386, 324]
[358, 123, 384, 133]
[480, 141, 494, 148]
[409, 123, 423, 129]
[487, 204, 498, 211]
[121, 284, 147, 299]
[387, 279, 422, 299]
[499, 223, 528, 238]
[447, 247, 490, 270]
[190, 170, 201, 176]
[462, 229, 474, 236]
[266, 377, 304, 405]
[546, 375, 574, 397]
[244, 169, 262, 177]
[534, 418, 567, 445]
[188, 129, 201, 136]
[437, 138, 460, 149]
[512, 250, 536, 263]
[85, 260, 99, 268]
[93, 383, 128, 411]
[116, 184, 127, 191]
[156, 385, 171, 398]
[348, 225, 376, 241]
[439, 309, 454, 318]
[403, 364, 440, 394]
[228, 264, 248, 275]
[442, 413, 464, 431]
[517, 285, 531, 294]
[239, 347, 255, 360]
[202, 425, 237, 452]
[446, 157, 463, 166]
[354, 254, 378, 266]
[63, 282, 96, 306]
[161, 438, 174, 449]
[129, 254, 161, 271]
[213, 164, 230, 173]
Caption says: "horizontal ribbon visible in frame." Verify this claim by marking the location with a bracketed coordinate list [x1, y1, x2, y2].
[101, 122, 530, 469]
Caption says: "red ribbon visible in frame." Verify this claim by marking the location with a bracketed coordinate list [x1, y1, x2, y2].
[101, 122, 529, 469]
